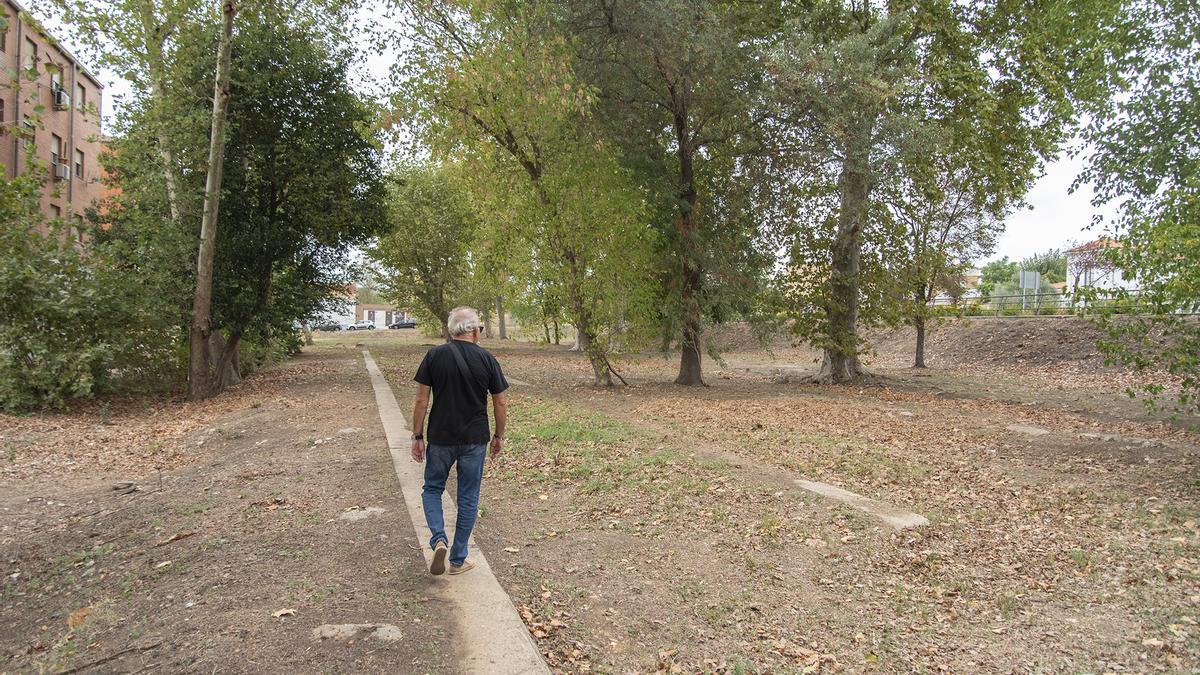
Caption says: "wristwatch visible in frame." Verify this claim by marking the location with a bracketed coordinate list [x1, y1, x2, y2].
[411, 433, 423, 441]
[492, 434, 504, 440]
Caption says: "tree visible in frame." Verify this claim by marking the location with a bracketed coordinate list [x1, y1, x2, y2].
[888, 155, 1004, 367]
[0, 153, 183, 412]
[979, 257, 1019, 297]
[1020, 249, 1067, 285]
[46, 0, 206, 223]
[1077, 0, 1200, 413]
[771, 0, 1122, 382]
[1066, 240, 1118, 293]
[100, 0, 384, 394]
[394, 0, 660, 385]
[566, 0, 781, 386]
[202, 5, 386, 388]
[369, 166, 477, 340]
[187, 0, 236, 399]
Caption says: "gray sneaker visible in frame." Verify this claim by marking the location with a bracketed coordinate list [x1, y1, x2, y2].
[430, 541, 448, 575]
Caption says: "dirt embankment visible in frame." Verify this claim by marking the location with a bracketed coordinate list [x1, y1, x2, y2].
[866, 317, 1116, 371]
[707, 316, 1164, 375]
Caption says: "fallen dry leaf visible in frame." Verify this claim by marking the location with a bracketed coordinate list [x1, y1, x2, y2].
[154, 531, 195, 547]
[273, 608, 296, 618]
[67, 607, 92, 628]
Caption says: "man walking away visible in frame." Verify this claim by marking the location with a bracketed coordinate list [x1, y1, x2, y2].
[410, 306, 508, 575]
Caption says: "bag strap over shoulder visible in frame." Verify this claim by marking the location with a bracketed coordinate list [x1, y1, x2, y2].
[448, 341, 486, 390]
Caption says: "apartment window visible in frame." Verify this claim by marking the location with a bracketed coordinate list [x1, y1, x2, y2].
[75, 82, 85, 109]
[22, 116, 32, 147]
[22, 37, 35, 72]
[50, 133, 62, 166]
[0, 99, 4, 124]
[74, 149, 84, 178]
[1, 22, 6, 53]
[50, 204, 61, 219]
[50, 68, 62, 92]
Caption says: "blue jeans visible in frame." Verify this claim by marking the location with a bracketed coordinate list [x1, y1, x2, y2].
[422, 443, 487, 566]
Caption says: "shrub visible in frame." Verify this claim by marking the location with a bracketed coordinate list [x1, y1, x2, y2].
[0, 174, 182, 412]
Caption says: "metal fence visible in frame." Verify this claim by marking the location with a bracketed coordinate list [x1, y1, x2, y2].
[928, 291, 1150, 317]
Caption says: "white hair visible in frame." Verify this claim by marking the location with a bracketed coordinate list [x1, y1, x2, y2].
[447, 306, 481, 337]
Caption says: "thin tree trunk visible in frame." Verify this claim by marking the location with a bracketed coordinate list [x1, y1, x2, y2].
[187, 0, 237, 401]
[914, 316, 927, 368]
[552, 318, 560, 345]
[142, 20, 182, 224]
[815, 115, 874, 384]
[496, 295, 506, 339]
[575, 327, 612, 387]
[913, 288, 928, 368]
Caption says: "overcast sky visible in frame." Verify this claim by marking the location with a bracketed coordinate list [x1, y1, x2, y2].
[991, 151, 1117, 264]
[77, 7, 1116, 269]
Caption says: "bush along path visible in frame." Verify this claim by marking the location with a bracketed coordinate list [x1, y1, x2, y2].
[1, 349, 459, 673]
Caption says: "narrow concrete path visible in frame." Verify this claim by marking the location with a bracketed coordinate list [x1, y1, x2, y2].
[362, 350, 550, 675]
[793, 479, 929, 529]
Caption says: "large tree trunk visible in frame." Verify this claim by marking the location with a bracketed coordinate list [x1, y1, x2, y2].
[208, 331, 242, 389]
[672, 108, 705, 386]
[816, 115, 874, 384]
[496, 295, 506, 339]
[187, 0, 237, 401]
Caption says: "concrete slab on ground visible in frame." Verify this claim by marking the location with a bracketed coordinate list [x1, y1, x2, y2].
[794, 479, 929, 530]
[1006, 424, 1051, 436]
[363, 350, 549, 675]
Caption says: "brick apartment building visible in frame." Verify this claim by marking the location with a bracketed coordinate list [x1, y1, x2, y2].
[0, 0, 103, 229]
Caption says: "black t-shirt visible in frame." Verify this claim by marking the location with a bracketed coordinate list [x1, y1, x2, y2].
[414, 340, 509, 445]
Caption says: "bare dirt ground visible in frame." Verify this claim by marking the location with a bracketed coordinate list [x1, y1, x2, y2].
[1, 348, 458, 674]
[3, 322, 1198, 674]
[358, 324, 1199, 674]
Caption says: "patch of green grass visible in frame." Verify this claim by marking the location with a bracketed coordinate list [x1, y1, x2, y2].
[755, 516, 787, 546]
[676, 578, 704, 602]
[723, 657, 761, 675]
[503, 397, 722, 504]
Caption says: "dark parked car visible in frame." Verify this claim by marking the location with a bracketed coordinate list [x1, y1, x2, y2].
[314, 321, 343, 331]
[388, 319, 417, 329]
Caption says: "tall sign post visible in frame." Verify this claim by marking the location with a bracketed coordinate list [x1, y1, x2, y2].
[1019, 270, 1041, 313]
